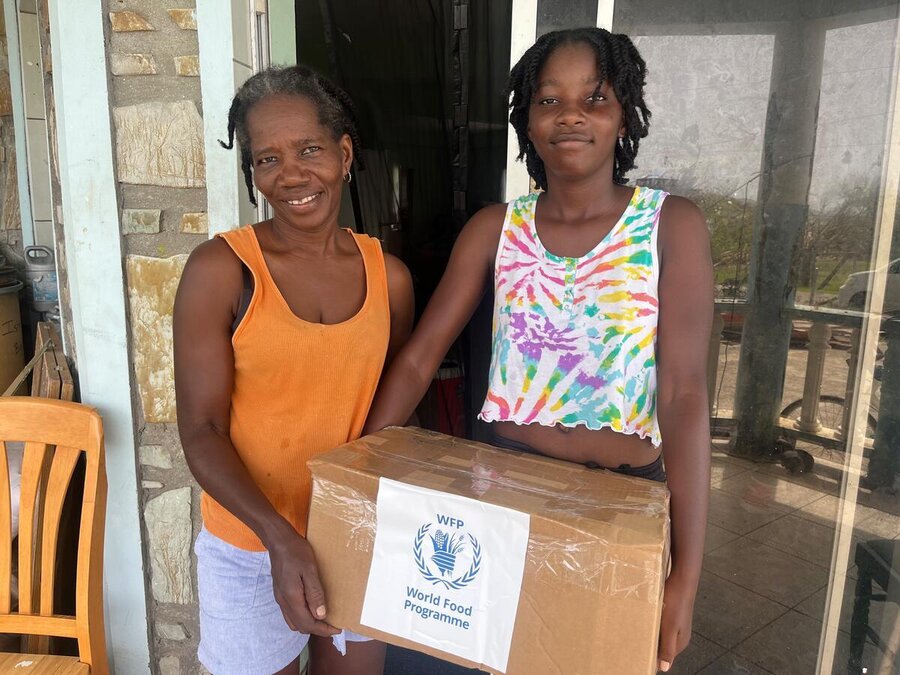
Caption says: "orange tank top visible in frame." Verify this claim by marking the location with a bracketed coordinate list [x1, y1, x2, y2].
[200, 225, 391, 551]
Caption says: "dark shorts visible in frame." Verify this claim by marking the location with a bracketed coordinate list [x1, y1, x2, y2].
[491, 433, 667, 483]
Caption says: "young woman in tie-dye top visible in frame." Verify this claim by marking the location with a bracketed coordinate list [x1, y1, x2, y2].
[365, 27, 712, 672]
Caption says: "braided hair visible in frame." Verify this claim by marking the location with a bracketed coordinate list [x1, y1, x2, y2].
[507, 27, 650, 189]
[220, 65, 363, 206]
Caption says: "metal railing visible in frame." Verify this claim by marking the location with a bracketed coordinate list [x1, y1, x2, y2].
[708, 301, 872, 451]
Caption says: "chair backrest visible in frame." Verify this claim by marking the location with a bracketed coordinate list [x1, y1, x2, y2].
[0, 397, 107, 673]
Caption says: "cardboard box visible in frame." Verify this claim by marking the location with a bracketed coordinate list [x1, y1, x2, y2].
[307, 427, 670, 675]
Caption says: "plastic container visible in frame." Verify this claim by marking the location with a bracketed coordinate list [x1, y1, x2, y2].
[24, 246, 58, 313]
[43, 305, 61, 324]
[0, 280, 24, 394]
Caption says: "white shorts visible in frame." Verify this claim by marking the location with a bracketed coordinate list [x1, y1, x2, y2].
[195, 528, 371, 675]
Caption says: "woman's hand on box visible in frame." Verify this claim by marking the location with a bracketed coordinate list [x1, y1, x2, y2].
[268, 529, 340, 637]
[657, 572, 695, 672]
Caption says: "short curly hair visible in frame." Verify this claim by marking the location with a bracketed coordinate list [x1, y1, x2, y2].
[506, 27, 651, 189]
[219, 65, 363, 206]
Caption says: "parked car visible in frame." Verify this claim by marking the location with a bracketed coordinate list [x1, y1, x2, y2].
[835, 258, 900, 312]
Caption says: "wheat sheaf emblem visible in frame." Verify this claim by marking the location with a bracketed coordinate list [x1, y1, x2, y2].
[414, 524, 482, 589]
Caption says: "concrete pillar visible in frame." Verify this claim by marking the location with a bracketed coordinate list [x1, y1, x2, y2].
[866, 318, 900, 488]
[504, 0, 536, 201]
[797, 321, 831, 433]
[49, 1, 150, 670]
[731, 22, 826, 458]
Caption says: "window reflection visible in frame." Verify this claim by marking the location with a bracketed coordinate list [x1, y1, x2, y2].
[615, 2, 899, 673]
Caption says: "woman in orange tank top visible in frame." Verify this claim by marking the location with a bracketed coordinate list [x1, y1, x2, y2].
[174, 66, 413, 675]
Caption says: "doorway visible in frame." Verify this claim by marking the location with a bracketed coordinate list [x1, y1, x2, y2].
[296, 0, 512, 441]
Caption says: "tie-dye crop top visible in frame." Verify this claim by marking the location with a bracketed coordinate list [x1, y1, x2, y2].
[478, 186, 667, 447]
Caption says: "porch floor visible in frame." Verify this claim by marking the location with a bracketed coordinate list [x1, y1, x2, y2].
[671, 441, 900, 674]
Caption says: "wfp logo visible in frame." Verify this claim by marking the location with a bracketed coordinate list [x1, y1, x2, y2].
[413, 515, 481, 590]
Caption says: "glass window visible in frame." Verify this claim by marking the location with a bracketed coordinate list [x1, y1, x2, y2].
[537, 0, 598, 35]
[615, 2, 900, 673]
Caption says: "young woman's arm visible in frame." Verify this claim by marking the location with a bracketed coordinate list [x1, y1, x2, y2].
[173, 238, 337, 637]
[654, 196, 714, 672]
[383, 253, 416, 366]
[363, 204, 506, 433]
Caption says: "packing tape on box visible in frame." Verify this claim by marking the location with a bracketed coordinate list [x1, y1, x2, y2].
[310, 441, 667, 603]
[334, 434, 668, 516]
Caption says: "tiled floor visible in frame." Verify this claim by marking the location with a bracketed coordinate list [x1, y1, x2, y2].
[671, 443, 900, 674]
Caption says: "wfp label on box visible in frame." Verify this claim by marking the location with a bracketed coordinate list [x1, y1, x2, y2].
[360, 478, 530, 673]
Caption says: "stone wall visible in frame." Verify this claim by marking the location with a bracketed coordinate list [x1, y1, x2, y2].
[106, 1, 207, 671]
[0, 16, 22, 275]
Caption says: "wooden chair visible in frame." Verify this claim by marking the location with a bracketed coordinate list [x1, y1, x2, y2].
[0, 398, 107, 674]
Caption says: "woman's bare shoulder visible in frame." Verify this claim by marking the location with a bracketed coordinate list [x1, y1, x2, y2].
[177, 235, 245, 314]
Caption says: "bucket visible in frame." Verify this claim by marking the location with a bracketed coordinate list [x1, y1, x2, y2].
[25, 246, 58, 313]
[0, 265, 16, 288]
[0, 280, 25, 394]
[0, 254, 16, 288]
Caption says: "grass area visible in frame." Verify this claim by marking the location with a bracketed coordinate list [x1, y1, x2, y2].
[802, 257, 870, 294]
[714, 257, 871, 296]
[714, 267, 743, 285]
